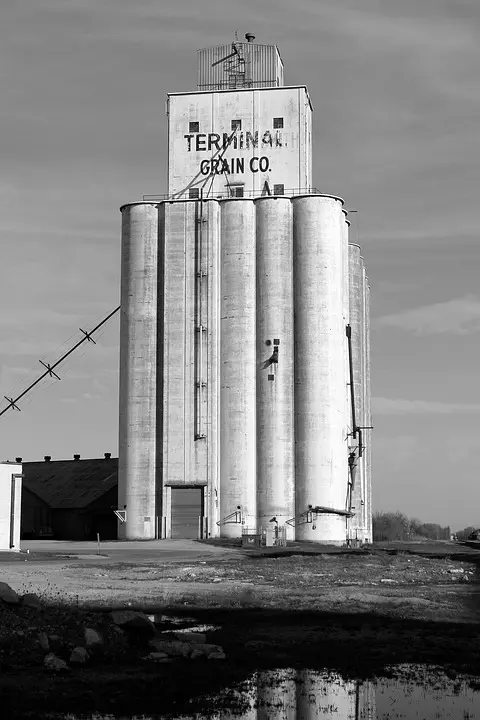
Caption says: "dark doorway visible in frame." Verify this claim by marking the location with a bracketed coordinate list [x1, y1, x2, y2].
[171, 487, 203, 539]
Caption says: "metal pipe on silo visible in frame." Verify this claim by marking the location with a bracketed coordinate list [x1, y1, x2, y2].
[293, 195, 349, 544]
[219, 199, 257, 537]
[348, 244, 365, 540]
[255, 197, 295, 538]
[118, 202, 158, 540]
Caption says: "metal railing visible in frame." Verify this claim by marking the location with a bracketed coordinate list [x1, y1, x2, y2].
[142, 188, 338, 202]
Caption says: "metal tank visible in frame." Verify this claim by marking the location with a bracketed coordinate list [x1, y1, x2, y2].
[293, 195, 349, 543]
[118, 202, 158, 540]
[255, 197, 295, 539]
[219, 200, 257, 537]
[348, 244, 365, 541]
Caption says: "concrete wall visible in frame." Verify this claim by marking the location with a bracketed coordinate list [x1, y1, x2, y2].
[167, 86, 312, 198]
[20, 487, 51, 539]
[159, 200, 221, 538]
[0, 462, 22, 550]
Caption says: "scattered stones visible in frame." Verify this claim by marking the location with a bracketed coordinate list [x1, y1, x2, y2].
[37, 632, 50, 652]
[21, 593, 42, 610]
[449, 568, 464, 574]
[44, 653, 69, 672]
[84, 627, 103, 650]
[0, 582, 20, 605]
[69, 647, 89, 665]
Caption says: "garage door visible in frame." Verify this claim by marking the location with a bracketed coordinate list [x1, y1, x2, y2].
[171, 488, 204, 539]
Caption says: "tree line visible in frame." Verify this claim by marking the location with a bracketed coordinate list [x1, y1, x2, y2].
[373, 511, 451, 541]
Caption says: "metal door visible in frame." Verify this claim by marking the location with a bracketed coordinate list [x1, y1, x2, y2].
[170, 488, 204, 539]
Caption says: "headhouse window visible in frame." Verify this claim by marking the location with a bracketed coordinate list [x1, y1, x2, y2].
[273, 184, 285, 195]
[228, 184, 244, 198]
[189, 188, 200, 199]
[189, 121, 200, 133]
[273, 117, 284, 129]
[231, 119, 242, 131]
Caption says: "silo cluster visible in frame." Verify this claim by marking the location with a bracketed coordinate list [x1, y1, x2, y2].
[118, 194, 371, 544]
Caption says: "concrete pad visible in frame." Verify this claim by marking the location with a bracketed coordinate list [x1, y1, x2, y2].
[19, 539, 242, 564]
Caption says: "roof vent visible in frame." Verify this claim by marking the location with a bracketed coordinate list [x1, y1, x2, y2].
[73, 454, 80, 461]
[104, 452, 111, 460]
[15, 457, 22, 463]
[245, 33, 255, 43]
[44, 455, 51, 463]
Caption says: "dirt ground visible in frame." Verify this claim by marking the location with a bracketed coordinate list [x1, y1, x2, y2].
[2, 540, 480, 718]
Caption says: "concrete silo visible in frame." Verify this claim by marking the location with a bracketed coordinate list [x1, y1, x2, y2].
[293, 195, 349, 543]
[219, 199, 257, 537]
[118, 202, 159, 540]
[364, 279, 373, 542]
[347, 243, 365, 541]
[255, 197, 295, 537]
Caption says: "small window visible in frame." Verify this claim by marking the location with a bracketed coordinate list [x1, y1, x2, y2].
[273, 184, 285, 195]
[231, 119, 242, 131]
[229, 185, 244, 198]
[273, 117, 284, 129]
[189, 188, 200, 199]
[189, 121, 199, 133]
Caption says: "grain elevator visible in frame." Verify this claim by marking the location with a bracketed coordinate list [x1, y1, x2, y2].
[118, 35, 372, 544]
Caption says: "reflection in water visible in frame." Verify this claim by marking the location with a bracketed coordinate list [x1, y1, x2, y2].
[217, 670, 376, 719]
[203, 667, 480, 719]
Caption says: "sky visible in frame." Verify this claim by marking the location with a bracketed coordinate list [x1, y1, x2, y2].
[0, 0, 479, 530]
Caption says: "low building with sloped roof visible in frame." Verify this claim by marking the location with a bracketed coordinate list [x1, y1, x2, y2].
[21, 454, 118, 540]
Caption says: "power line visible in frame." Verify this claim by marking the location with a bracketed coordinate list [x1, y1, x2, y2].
[0, 305, 120, 418]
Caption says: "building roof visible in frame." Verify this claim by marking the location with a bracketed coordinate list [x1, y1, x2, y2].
[22, 458, 118, 509]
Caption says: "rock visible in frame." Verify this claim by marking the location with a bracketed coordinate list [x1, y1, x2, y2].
[21, 593, 42, 610]
[69, 647, 89, 665]
[208, 651, 226, 660]
[144, 651, 169, 662]
[173, 631, 207, 644]
[110, 610, 155, 636]
[44, 653, 69, 672]
[190, 648, 205, 659]
[37, 632, 50, 652]
[84, 628, 103, 650]
[449, 568, 464, 574]
[0, 582, 20, 605]
[148, 640, 192, 658]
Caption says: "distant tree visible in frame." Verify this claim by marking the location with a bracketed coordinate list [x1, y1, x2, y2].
[456, 526, 477, 541]
[373, 511, 451, 542]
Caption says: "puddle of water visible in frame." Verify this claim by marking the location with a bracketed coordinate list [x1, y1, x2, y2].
[174, 666, 480, 719]
[147, 614, 198, 625]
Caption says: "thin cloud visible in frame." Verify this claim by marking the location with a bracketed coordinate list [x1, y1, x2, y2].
[373, 396, 480, 416]
[376, 295, 480, 335]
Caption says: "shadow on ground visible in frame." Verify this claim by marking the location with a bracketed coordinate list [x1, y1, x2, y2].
[2, 604, 480, 718]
